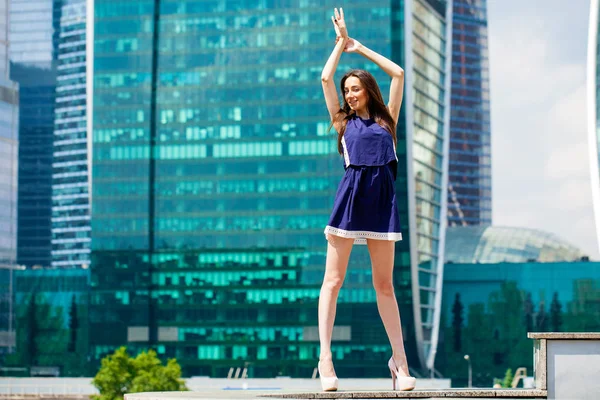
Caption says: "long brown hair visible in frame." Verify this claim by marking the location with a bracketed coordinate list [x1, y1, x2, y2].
[330, 69, 397, 155]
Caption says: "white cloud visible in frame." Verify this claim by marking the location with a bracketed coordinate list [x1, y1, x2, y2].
[545, 83, 589, 181]
[488, 0, 599, 258]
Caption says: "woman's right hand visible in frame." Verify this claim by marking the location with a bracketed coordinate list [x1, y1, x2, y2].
[332, 8, 348, 42]
[343, 37, 362, 53]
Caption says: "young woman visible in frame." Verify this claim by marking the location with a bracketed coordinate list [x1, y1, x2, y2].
[317, 8, 416, 392]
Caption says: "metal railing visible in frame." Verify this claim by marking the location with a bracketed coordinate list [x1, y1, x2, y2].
[226, 367, 248, 379]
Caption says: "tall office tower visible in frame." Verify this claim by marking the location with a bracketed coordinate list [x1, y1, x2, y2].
[91, 0, 451, 377]
[447, 0, 491, 226]
[0, 0, 20, 356]
[0, 0, 18, 269]
[589, 0, 600, 254]
[51, 0, 90, 268]
[10, 0, 60, 268]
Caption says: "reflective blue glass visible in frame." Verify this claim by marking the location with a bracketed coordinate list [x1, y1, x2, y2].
[91, 0, 452, 377]
[51, 0, 90, 268]
[0, 0, 18, 270]
[3, 268, 91, 375]
[0, 0, 18, 354]
[445, 226, 584, 264]
[439, 261, 599, 386]
[0, 82, 18, 269]
[10, 0, 61, 268]
[447, 0, 491, 226]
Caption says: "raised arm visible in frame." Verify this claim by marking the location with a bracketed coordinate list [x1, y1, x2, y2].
[321, 8, 348, 130]
[321, 39, 346, 125]
[345, 39, 405, 123]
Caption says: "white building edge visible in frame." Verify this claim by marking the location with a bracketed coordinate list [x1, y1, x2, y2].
[588, 0, 600, 255]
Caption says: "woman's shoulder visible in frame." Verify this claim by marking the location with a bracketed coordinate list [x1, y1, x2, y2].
[332, 111, 353, 132]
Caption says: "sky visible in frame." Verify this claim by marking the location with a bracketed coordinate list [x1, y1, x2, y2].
[486, 0, 600, 259]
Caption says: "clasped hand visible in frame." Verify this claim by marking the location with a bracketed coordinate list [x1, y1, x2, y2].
[332, 7, 361, 53]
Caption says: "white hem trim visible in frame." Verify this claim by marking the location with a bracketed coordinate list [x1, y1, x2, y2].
[341, 136, 350, 167]
[324, 226, 402, 245]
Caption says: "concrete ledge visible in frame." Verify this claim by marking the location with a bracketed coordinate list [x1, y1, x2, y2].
[528, 331, 600, 398]
[527, 332, 600, 340]
[0, 396, 90, 399]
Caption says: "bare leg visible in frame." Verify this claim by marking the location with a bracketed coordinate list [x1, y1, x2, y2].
[318, 234, 354, 377]
[367, 239, 410, 377]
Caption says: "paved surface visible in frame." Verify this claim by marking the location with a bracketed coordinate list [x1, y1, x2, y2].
[1, 378, 547, 400]
[0, 388, 548, 400]
[124, 388, 547, 400]
[0, 377, 450, 396]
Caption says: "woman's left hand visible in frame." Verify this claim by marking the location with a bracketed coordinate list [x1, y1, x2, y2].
[332, 8, 348, 40]
[344, 37, 362, 53]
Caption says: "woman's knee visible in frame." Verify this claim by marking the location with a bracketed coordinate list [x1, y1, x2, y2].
[373, 279, 395, 297]
[322, 274, 344, 292]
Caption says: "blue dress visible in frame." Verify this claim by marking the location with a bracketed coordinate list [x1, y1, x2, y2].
[324, 114, 403, 245]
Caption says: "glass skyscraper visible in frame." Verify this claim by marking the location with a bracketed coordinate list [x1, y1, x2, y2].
[447, 0, 491, 226]
[0, 0, 19, 357]
[91, 0, 451, 377]
[51, 0, 90, 268]
[10, 0, 61, 268]
[588, 0, 600, 253]
[0, 0, 18, 270]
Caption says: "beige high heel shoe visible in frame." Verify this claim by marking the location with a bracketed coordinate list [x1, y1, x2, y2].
[317, 360, 339, 391]
[388, 357, 416, 391]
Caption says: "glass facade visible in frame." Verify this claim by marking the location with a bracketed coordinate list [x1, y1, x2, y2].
[0, 0, 19, 357]
[2, 268, 90, 376]
[406, 0, 451, 371]
[10, 0, 61, 268]
[0, 266, 22, 358]
[0, 98, 19, 269]
[444, 226, 585, 264]
[0, 0, 8, 78]
[439, 261, 600, 386]
[51, 0, 90, 268]
[91, 0, 451, 377]
[447, 0, 491, 226]
[0, 0, 18, 269]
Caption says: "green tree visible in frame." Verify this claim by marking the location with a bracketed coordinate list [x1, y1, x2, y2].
[464, 303, 494, 386]
[536, 301, 548, 332]
[565, 279, 600, 332]
[451, 293, 464, 352]
[550, 292, 562, 332]
[92, 347, 187, 400]
[4, 293, 65, 370]
[523, 292, 534, 333]
[502, 368, 513, 388]
[488, 282, 530, 373]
